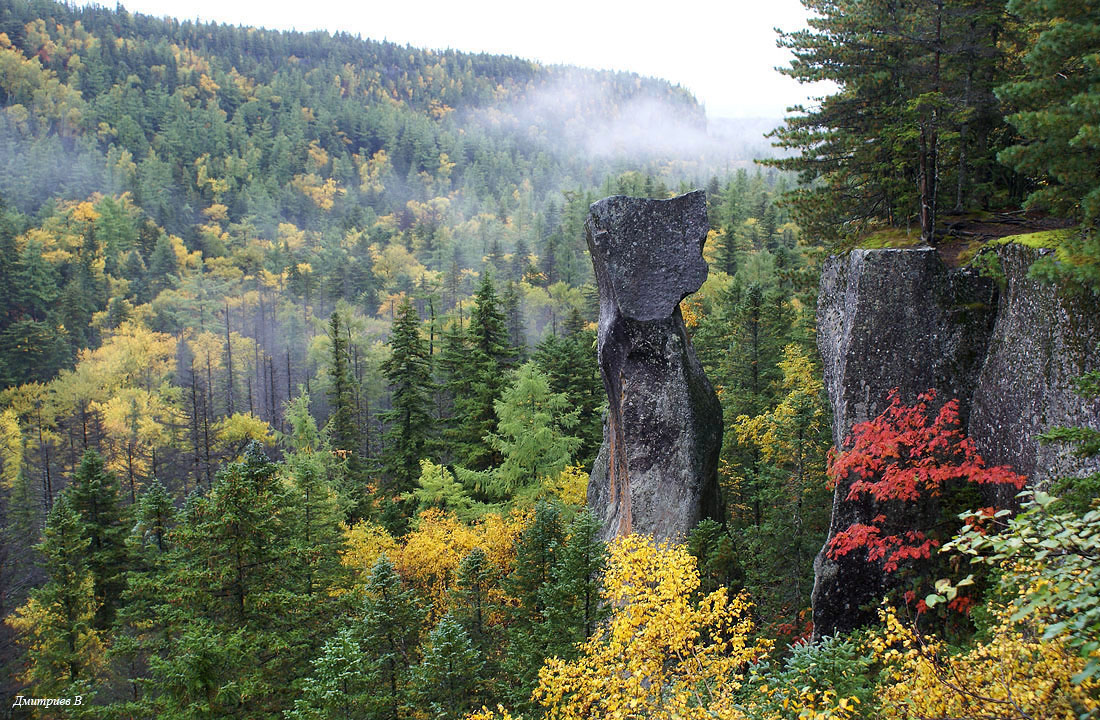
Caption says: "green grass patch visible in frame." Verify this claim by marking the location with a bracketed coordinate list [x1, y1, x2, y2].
[855, 227, 923, 249]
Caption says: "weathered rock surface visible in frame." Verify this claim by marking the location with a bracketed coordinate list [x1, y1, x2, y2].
[968, 243, 1100, 497]
[813, 243, 1100, 637]
[586, 191, 723, 541]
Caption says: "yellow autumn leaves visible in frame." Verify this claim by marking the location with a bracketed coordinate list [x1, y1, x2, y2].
[874, 605, 1099, 720]
[535, 534, 770, 720]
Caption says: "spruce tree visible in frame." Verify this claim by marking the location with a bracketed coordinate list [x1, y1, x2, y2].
[380, 297, 435, 496]
[453, 274, 515, 471]
[326, 311, 367, 515]
[67, 449, 128, 628]
[412, 614, 483, 720]
[9, 494, 103, 697]
[361, 554, 424, 720]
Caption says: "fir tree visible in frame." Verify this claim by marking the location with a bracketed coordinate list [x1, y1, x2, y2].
[361, 554, 424, 720]
[67, 449, 128, 628]
[380, 297, 435, 496]
[539, 509, 608, 660]
[452, 273, 516, 471]
[412, 614, 483, 720]
[327, 311, 360, 458]
[8, 494, 103, 697]
[502, 501, 565, 709]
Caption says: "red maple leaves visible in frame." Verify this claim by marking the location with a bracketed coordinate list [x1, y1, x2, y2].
[827, 389, 1025, 573]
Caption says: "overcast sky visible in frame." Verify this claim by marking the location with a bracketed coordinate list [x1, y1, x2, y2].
[103, 0, 824, 119]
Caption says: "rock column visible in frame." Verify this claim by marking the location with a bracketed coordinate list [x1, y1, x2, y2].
[585, 191, 723, 541]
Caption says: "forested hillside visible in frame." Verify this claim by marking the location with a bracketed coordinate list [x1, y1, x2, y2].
[1, 0, 1097, 717]
[0, 0, 830, 714]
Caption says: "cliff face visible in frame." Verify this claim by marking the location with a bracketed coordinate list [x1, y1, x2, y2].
[585, 191, 723, 542]
[814, 243, 1100, 637]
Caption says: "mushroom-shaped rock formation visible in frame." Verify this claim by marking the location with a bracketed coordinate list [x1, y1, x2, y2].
[585, 190, 723, 541]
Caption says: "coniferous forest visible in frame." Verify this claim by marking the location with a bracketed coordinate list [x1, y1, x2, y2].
[0, 0, 1098, 718]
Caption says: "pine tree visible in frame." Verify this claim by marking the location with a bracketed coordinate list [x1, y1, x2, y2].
[380, 297, 435, 496]
[998, 0, 1100, 291]
[435, 313, 469, 449]
[768, 0, 1019, 241]
[501, 280, 526, 359]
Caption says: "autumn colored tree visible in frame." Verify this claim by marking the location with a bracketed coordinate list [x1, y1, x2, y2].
[533, 534, 771, 720]
[827, 389, 1026, 582]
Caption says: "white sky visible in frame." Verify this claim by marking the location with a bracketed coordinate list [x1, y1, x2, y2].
[104, 0, 823, 119]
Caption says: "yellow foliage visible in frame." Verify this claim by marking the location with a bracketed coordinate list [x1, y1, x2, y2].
[358, 149, 392, 196]
[534, 534, 771, 720]
[873, 605, 1099, 720]
[0, 409, 23, 490]
[680, 298, 702, 329]
[203, 203, 229, 223]
[8, 583, 104, 695]
[213, 412, 275, 454]
[395, 509, 481, 620]
[278, 222, 307, 251]
[541, 465, 588, 507]
[198, 72, 219, 95]
[92, 386, 181, 495]
[72, 200, 99, 224]
[291, 173, 342, 211]
[342, 521, 399, 580]
[735, 344, 827, 473]
[305, 140, 330, 172]
[466, 705, 521, 720]
[349, 508, 529, 622]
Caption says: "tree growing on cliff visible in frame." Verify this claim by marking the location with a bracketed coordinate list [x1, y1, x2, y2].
[997, 0, 1100, 292]
[826, 389, 1026, 608]
[769, 0, 1020, 241]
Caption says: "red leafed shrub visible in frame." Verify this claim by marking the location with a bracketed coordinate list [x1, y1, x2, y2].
[827, 389, 1026, 573]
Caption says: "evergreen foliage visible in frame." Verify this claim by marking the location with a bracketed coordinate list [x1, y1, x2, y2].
[380, 298, 435, 495]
